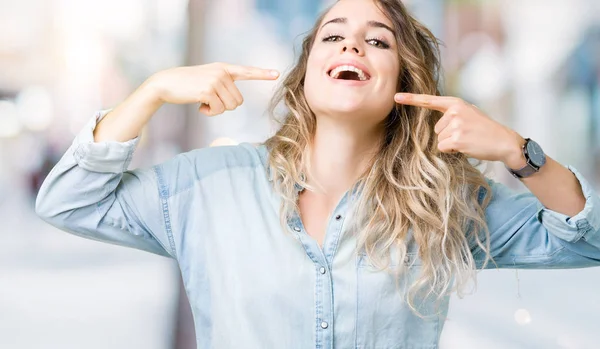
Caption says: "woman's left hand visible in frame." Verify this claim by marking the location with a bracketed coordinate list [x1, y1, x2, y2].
[394, 93, 527, 169]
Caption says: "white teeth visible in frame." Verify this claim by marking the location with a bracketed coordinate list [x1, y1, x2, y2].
[329, 65, 368, 81]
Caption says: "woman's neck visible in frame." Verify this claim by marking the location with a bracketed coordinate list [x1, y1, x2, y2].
[307, 117, 382, 198]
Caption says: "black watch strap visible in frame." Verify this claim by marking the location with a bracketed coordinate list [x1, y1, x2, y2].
[509, 163, 538, 179]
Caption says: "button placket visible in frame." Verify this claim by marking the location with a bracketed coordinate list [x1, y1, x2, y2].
[287, 213, 332, 348]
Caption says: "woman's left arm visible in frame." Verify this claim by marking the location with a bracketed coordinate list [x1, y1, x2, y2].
[504, 143, 586, 217]
[394, 92, 589, 217]
[395, 93, 600, 267]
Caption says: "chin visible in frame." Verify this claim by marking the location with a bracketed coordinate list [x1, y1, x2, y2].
[307, 92, 365, 113]
[327, 101, 367, 115]
[307, 99, 363, 118]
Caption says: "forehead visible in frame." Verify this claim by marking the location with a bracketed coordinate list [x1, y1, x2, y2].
[322, 0, 392, 27]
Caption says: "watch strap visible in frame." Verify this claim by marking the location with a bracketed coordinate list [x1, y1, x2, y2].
[508, 163, 538, 179]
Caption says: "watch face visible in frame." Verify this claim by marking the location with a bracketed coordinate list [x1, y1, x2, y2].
[526, 140, 546, 167]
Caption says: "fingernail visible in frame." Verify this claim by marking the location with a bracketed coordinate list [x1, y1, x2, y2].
[270, 70, 279, 77]
[395, 94, 405, 101]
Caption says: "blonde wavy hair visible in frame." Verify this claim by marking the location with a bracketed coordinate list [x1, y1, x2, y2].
[264, 0, 493, 314]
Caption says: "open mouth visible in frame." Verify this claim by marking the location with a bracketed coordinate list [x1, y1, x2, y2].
[327, 65, 370, 81]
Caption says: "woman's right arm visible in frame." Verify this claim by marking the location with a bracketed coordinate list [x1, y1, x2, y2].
[35, 63, 279, 258]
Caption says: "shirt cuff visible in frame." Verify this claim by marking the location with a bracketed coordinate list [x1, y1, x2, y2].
[539, 166, 600, 243]
[72, 110, 140, 173]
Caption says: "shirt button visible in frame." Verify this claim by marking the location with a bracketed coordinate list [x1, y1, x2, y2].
[335, 214, 342, 220]
[319, 267, 326, 274]
[320, 321, 329, 329]
[293, 226, 301, 232]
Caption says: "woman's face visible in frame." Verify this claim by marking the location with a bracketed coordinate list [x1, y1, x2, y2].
[304, 0, 400, 123]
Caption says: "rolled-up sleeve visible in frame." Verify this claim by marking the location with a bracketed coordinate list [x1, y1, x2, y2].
[538, 166, 600, 246]
[36, 110, 175, 258]
[475, 166, 600, 269]
[73, 110, 140, 173]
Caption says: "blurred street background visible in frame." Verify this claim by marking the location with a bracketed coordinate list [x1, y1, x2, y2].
[0, 0, 599, 348]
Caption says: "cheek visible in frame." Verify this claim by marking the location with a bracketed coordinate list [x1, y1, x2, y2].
[304, 53, 326, 107]
[382, 60, 400, 93]
[376, 60, 401, 117]
[305, 50, 326, 80]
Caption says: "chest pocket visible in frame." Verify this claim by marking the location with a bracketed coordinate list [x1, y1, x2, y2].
[355, 251, 444, 349]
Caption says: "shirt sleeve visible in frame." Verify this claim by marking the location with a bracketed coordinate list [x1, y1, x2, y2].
[35, 110, 176, 258]
[473, 166, 600, 269]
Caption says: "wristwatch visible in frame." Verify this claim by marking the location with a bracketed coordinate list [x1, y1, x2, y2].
[506, 138, 547, 179]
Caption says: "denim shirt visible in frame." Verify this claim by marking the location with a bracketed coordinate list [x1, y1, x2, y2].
[36, 111, 600, 349]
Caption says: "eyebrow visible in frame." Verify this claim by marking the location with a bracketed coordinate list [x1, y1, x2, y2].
[319, 17, 396, 36]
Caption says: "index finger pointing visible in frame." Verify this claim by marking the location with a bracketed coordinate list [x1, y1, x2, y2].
[394, 93, 457, 112]
[225, 64, 280, 81]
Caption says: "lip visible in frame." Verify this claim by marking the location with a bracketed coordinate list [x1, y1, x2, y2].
[326, 59, 372, 81]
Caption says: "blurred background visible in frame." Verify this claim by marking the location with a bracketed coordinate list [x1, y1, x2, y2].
[0, 0, 599, 348]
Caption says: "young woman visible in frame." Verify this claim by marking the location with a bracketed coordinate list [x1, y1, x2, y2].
[36, 0, 600, 347]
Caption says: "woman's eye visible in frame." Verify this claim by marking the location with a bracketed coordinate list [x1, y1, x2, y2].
[323, 35, 343, 42]
[367, 39, 390, 49]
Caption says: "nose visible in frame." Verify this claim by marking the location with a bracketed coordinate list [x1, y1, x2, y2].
[343, 46, 361, 54]
[341, 40, 364, 56]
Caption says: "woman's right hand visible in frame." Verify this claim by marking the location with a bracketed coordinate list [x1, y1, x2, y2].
[147, 63, 280, 116]
[94, 62, 278, 142]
